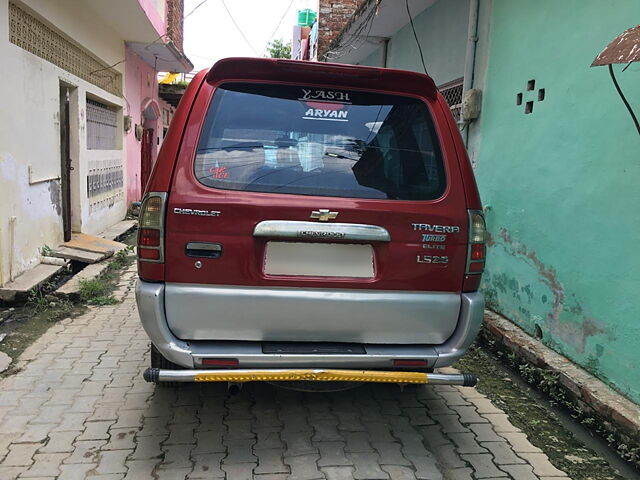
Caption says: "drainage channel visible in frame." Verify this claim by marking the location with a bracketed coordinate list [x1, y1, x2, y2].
[506, 364, 640, 479]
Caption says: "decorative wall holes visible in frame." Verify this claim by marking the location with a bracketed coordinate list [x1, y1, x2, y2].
[516, 80, 545, 114]
[538, 88, 545, 101]
[525, 101, 534, 114]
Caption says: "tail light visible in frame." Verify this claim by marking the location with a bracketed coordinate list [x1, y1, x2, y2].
[463, 210, 486, 292]
[137, 192, 167, 264]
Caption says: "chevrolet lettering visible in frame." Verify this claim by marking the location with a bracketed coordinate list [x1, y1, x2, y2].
[298, 230, 346, 239]
[135, 57, 487, 390]
[174, 208, 221, 217]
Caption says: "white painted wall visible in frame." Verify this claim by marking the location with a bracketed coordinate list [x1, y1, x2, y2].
[0, 0, 128, 285]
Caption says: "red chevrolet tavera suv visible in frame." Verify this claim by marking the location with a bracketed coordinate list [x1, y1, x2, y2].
[136, 58, 486, 388]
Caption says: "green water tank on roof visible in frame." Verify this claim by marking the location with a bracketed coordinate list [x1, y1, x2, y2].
[297, 9, 317, 27]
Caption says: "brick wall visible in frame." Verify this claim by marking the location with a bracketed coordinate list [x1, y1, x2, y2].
[166, 0, 184, 52]
[318, 0, 369, 59]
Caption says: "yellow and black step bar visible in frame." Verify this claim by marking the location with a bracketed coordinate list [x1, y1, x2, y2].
[143, 368, 477, 387]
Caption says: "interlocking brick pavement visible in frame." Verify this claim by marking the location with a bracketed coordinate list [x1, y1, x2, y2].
[0, 266, 571, 479]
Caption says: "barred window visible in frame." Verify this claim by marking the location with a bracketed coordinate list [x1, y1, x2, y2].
[87, 99, 118, 150]
[438, 78, 463, 122]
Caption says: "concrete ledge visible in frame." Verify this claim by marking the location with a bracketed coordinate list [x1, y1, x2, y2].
[483, 309, 640, 446]
[99, 219, 137, 242]
[55, 262, 111, 299]
[0, 264, 63, 302]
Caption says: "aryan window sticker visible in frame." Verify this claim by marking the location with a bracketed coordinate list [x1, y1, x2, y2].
[300, 88, 352, 122]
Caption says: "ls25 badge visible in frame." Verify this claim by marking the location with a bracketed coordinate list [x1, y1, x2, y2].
[416, 255, 449, 264]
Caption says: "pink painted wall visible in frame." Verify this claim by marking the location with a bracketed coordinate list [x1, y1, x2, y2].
[124, 46, 162, 204]
[138, 0, 166, 38]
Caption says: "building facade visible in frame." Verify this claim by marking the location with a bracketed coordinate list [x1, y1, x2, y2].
[322, 0, 640, 403]
[0, 0, 191, 286]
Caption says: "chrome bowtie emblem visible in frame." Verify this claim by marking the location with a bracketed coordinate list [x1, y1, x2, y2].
[310, 209, 339, 222]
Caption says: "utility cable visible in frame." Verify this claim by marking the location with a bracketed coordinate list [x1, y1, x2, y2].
[324, 1, 377, 59]
[265, 0, 296, 52]
[405, 0, 428, 76]
[221, 0, 259, 56]
[608, 64, 640, 136]
[184, 0, 209, 19]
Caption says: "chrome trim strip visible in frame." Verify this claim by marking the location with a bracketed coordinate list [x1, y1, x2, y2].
[253, 220, 391, 242]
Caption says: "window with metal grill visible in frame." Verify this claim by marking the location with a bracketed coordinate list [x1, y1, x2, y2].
[438, 78, 463, 122]
[87, 99, 118, 150]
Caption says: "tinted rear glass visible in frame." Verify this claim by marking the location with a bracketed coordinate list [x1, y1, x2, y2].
[194, 83, 446, 200]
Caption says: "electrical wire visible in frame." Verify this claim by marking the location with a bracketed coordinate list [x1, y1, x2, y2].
[220, 0, 259, 56]
[265, 0, 296, 52]
[608, 64, 640, 136]
[323, 0, 380, 60]
[405, 0, 428, 76]
[184, 0, 209, 20]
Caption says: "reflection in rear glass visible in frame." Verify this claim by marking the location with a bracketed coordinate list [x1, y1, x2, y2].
[194, 83, 446, 200]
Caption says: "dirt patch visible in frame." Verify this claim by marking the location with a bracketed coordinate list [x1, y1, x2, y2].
[456, 344, 629, 480]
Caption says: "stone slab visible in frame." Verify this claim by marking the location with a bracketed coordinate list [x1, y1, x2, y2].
[0, 351, 11, 373]
[55, 262, 112, 298]
[99, 220, 137, 242]
[0, 264, 62, 301]
[52, 246, 110, 264]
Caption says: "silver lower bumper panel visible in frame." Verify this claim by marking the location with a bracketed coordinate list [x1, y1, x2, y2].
[135, 280, 484, 370]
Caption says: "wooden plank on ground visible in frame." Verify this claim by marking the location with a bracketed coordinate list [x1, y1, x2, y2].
[63, 233, 126, 254]
[0, 264, 62, 301]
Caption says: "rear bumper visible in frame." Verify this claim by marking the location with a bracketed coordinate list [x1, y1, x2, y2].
[135, 280, 484, 370]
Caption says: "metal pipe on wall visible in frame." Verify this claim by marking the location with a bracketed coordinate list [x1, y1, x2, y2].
[382, 38, 389, 68]
[462, 0, 480, 146]
[8, 216, 16, 282]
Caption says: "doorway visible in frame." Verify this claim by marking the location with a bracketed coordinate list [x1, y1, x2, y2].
[59, 85, 73, 242]
[140, 127, 154, 194]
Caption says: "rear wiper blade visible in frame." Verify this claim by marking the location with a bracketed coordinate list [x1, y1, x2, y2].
[324, 151, 359, 161]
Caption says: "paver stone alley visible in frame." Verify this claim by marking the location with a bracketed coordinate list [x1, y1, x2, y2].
[0, 265, 570, 480]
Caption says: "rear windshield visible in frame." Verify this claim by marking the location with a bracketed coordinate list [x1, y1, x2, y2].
[194, 83, 446, 200]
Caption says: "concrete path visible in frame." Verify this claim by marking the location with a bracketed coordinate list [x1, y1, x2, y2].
[0, 265, 570, 479]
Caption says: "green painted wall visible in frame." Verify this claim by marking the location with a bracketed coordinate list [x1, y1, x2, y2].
[475, 0, 640, 402]
[357, 0, 469, 86]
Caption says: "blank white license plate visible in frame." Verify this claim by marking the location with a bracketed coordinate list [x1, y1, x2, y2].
[264, 242, 374, 278]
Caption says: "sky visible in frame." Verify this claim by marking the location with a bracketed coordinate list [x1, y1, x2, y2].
[183, 0, 317, 72]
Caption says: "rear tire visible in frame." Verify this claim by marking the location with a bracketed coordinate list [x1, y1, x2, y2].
[150, 344, 183, 388]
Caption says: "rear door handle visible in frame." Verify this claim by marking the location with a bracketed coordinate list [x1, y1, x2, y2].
[185, 242, 223, 259]
[253, 221, 391, 242]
